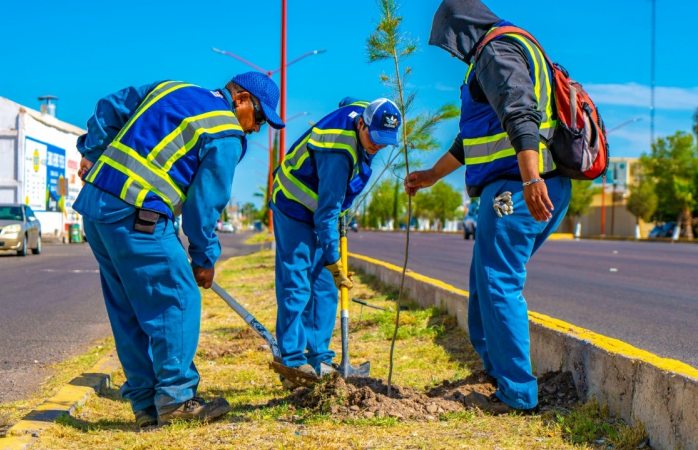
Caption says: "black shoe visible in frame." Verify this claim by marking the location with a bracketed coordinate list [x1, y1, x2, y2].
[134, 407, 158, 429]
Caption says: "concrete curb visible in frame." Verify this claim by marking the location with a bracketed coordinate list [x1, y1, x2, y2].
[349, 252, 698, 450]
[0, 352, 119, 450]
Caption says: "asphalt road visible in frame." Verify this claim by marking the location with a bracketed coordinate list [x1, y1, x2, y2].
[0, 231, 259, 403]
[348, 231, 698, 369]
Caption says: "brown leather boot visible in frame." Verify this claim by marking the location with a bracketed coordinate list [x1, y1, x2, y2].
[158, 397, 231, 425]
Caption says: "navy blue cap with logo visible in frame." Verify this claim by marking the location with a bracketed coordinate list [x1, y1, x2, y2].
[230, 71, 285, 129]
[363, 98, 401, 146]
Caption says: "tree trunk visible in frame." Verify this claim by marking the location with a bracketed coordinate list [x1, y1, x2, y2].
[392, 179, 400, 230]
[681, 207, 694, 240]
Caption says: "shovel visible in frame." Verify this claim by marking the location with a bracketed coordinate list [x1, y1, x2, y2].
[336, 215, 371, 379]
[211, 282, 319, 387]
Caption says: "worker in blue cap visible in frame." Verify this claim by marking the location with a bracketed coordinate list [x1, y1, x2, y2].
[270, 98, 402, 386]
[73, 72, 284, 428]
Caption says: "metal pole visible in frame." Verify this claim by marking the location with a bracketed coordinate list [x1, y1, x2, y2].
[600, 175, 607, 237]
[650, 0, 656, 147]
[267, 128, 274, 233]
[279, 0, 287, 161]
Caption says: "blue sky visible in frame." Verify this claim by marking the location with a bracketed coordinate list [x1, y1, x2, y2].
[2, 0, 697, 206]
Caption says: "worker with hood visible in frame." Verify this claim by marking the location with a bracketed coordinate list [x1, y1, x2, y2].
[405, 0, 571, 413]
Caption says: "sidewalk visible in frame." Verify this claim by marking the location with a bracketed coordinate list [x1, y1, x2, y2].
[1, 250, 645, 449]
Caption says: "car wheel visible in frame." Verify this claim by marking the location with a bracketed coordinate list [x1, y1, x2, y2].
[32, 235, 42, 255]
[17, 235, 27, 257]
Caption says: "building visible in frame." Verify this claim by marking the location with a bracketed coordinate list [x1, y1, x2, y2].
[569, 157, 654, 238]
[0, 96, 84, 240]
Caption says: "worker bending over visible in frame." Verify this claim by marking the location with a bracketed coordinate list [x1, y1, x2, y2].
[270, 98, 402, 385]
[75, 72, 284, 427]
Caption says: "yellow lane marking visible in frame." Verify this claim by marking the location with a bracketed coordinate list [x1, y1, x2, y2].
[349, 252, 698, 380]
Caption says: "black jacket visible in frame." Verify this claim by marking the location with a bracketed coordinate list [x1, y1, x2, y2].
[429, 0, 542, 163]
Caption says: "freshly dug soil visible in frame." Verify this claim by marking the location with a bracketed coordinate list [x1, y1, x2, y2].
[279, 370, 579, 420]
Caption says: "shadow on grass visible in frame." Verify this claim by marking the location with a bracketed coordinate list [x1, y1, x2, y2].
[356, 271, 481, 370]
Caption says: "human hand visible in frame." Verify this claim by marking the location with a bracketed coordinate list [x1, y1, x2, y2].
[522, 181, 553, 221]
[78, 157, 93, 180]
[404, 169, 437, 196]
[193, 266, 215, 289]
[324, 260, 353, 290]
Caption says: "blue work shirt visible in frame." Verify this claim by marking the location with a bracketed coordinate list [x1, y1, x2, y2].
[73, 84, 244, 269]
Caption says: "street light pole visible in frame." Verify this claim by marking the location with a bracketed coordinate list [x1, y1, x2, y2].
[212, 41, 325, 233]
[280, 0, 288, 161]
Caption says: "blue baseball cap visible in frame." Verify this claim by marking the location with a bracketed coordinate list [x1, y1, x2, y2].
[231, 71, 285, 129]
[363, 98, 401, 146]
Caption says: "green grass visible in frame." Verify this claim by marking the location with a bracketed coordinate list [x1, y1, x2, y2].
[26, 250, 646, 449]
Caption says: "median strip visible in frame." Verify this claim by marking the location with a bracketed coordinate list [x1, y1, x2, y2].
[349, 251, 698, 450]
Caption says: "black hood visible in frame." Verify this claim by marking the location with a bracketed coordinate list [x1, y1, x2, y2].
[429, 0, 500, 63]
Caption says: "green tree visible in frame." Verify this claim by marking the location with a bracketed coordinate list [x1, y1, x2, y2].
[414, 181, 462, 230]
[640, 131, 697, 239]
[240, 202, 259, 226]
[366, 179, 405, 228]
[626, 179, 658, 230]
[565, 180, 599, 236]
[366, 0, 458, 229]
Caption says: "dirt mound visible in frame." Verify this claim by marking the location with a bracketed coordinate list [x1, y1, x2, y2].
[279, 370, 578, 420]
[286, 373, 464, 421]
[537, 371, 579, 411]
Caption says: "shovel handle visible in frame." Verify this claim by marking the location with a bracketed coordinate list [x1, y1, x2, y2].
[339, 215, 350, 313]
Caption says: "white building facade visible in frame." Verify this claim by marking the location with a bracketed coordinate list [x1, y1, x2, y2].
[0, 96, 84, 240]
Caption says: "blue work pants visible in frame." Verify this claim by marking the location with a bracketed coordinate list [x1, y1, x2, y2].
[272, 206, 337, 372]
[83, 213, 200, 414]
[468, 176, 571, 409]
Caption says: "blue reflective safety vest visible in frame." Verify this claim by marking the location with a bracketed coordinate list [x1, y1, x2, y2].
[271, 101, 373, 223]
[84, 81, 247, 218]
[460, 23, 557, 197]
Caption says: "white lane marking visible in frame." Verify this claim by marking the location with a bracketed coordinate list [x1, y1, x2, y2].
[40, 269, 99, 274]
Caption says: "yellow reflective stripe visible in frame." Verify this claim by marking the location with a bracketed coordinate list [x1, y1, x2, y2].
[462, 131, 508, 146]
[281, 164, 318, 201]
[465, 147, 516, 165]
[114, 83, 195, 142]
[464, 63, 475, 84]
[110, 141, 184, 200]
[161, 122, 242, 171]
[120, 178, 133, 199]
[284, 135, 311, 164]
[135, 188, 149, 207]
[349, 101, 369, 107]
[98, 154, 175, 210]
[506, 34, 542, 105]
[505, 34, 554, 122]
[147, 110, 240, 163]
[86, 160, 104, 183]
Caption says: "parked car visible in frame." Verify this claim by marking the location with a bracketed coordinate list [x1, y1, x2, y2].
[463, 199, 479, 240]
[648, 221, 677, 238]
[0, 204, 42, 256]
[220, 222, 235, 233]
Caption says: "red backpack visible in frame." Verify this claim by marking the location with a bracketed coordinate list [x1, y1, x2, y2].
[476, 26, 609, 180]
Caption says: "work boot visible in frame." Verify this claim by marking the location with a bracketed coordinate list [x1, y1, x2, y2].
[134, 407, 158, 429]
[157, 396, 231, 425]
[468, 392, 537, 415]
[279, 364, 317, 390]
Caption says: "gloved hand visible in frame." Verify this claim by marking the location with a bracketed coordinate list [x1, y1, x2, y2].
[493, 191, 514, 218]
[324, 259, 354, 290]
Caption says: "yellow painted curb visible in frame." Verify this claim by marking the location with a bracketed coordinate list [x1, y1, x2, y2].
[0, 351, 119, 448]
[548, 233, 574, 240]
[0, 435, 33, 450]
[350, 252, 698, 381]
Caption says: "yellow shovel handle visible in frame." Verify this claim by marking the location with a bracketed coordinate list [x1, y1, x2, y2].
[340, 234, 349, 311]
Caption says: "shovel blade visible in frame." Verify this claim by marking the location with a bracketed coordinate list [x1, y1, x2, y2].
[270, 361, 319, 388]
[347, 361, 371, 378]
